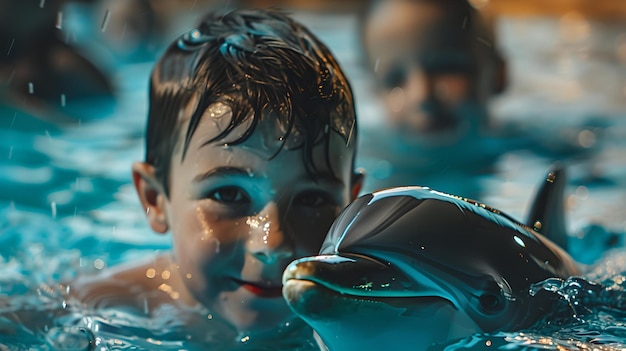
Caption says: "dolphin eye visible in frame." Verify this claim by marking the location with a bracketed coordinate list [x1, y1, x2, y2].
[479, 293, 504, 313]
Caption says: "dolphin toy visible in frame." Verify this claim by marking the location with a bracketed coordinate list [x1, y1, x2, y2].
[282, 166, 580, 351]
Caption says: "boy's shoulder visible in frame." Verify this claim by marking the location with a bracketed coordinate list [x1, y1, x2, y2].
[70, 253, 192, 312]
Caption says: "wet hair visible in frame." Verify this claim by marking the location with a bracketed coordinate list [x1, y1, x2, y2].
[145, 8, 356, 195]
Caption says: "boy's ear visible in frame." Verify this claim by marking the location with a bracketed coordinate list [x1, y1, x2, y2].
[132, 162, 169, 234]
[351, 169, 365, 200]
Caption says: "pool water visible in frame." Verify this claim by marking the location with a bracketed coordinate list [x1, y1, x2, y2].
[1, 9, 626, 351]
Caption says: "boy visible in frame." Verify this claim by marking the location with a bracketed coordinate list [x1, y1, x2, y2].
[72, 8, 362, 350]
[360, 0, 506, 139]
[356, 0, 507, 196]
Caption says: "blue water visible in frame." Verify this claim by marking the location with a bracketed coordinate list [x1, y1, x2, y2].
[1, 9, 626, 351]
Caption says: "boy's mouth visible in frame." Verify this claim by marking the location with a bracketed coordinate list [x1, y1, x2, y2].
[232, 278, 283, 298]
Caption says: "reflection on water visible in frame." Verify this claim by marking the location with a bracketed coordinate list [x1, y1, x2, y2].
[0, 10, 626, 351]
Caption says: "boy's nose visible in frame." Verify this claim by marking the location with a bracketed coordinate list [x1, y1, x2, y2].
[246, 202, 294, 264]
[405, 68, 435, 103]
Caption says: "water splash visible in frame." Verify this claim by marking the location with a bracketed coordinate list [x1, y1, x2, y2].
[530, 276, 603, 319]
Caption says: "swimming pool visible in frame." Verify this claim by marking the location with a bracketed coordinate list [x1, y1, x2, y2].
[1, 9, 626, 351]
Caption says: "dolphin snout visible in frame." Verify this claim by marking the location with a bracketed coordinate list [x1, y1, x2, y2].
[282, 253, 417, 298]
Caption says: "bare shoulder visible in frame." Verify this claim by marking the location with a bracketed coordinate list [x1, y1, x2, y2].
[69, 253, 188, 312]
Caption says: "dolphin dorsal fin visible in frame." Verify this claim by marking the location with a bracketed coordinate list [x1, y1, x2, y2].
[526, 163, 568, 250]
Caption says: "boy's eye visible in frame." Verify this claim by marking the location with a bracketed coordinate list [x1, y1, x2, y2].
[382, 66, 407, 89]
[294, 190, 333, 208]
[208, 186, 250, 204]
[422, 55, 475, 75]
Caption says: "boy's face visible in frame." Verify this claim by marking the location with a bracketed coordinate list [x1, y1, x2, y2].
[138, 102, 358, 336]
[364, 0, 495, 137]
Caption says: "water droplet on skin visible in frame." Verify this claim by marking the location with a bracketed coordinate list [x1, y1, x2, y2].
[196, 207, 221, 251]
[208, 101, 230, 119]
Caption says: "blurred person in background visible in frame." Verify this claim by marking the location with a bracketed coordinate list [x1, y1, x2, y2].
[0, 0, 116, 123]
[361, 0, 506, 141]
[88, 0, 242, 63]
[356, 0, 507, 196]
